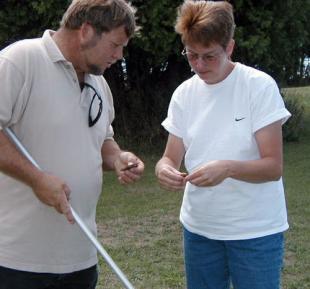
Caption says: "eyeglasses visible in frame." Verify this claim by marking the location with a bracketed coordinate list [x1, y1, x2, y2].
[83, 82, 103, 127]
[181, 48, 222, 63]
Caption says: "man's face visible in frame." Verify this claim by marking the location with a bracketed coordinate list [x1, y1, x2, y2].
[80, 25, 129, 75]
[184, 41, 234, 84]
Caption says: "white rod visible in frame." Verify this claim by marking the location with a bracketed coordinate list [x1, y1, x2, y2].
[4, 127, 135, 289]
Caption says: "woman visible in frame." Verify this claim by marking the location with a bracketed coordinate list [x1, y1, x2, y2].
[155, 1, 291, 288]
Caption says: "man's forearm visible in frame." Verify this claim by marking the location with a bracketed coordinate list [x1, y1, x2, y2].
[101, 139, 122, 171]
[0, 130, 42, 188]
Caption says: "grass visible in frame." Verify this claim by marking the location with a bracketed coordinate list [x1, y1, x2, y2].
[95, 86, 310, 289]
[281, 86, 310, 289]
[96, 155, 185, 288]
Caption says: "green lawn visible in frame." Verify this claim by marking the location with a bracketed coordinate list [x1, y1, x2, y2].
[281, 86, 310, 289]
[95, 86, 310, 289]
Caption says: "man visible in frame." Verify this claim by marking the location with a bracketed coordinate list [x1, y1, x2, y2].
[155, 1, 290, 289]
[0, 1, 144, 288]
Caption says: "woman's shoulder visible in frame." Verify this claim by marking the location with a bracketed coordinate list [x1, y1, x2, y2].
[175, 74, 203, 94]
[236, 62, 275, 87]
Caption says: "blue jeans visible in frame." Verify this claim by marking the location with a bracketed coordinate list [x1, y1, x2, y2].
[0, 264, 98, 289]
[183, 227, 284, 289]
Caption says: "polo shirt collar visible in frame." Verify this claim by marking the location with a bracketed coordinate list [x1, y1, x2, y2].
[42, 29, 67, 63]
[42, 29, 94, 86]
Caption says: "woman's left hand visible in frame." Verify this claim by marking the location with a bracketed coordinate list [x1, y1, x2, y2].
[185, 160, 230, 187]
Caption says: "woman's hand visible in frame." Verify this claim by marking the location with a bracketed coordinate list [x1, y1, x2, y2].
[185, 160, 230, 187]
[156, 164, 187, 191]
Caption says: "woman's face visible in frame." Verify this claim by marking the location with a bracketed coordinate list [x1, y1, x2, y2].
[183, 40, 235, 84]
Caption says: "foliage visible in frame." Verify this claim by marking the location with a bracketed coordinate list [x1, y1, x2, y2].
[282, 95, 305, 142]
[0, 0, 309, 143]
[0, 0, 69, 49]
[109, 0, 310, 142]
[232, 0, 310, 86]
[105, 0, 191, 145]
[282, 86, 309, 142]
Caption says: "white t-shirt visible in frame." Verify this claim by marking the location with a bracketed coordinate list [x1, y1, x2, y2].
[0, 30, 114, 273]
[162, 62, 291, 240]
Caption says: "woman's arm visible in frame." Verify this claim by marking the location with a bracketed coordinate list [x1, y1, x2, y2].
[155, 134, 187, 191]
[185, 120, 283, 186]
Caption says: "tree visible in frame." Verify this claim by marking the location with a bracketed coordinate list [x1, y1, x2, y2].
[0, 0, 69, 49]
[232, 0, 310, 86]
[104, 0, 191, 144]
[1, 0, 309, 144]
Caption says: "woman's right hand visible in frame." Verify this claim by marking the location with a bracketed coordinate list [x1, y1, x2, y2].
[156, 164, 187, 191]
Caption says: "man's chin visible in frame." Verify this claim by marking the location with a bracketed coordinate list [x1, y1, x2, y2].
[88, 64, 104, 75]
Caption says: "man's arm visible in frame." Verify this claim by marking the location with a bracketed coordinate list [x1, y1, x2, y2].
[0, 129, 74, 223]
[101, 139, 144, 184]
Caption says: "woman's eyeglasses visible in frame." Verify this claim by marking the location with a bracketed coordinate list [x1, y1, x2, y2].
[83, 82, 103, 127]
[181, 48, 222, 64]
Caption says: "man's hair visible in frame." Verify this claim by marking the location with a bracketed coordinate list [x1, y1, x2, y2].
[175, 0, 235, 48]
[60, 0, 136, 37]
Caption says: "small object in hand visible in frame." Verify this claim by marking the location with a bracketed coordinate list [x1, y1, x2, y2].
[121, 162, 139, 171]
[180, 172, 187, 177]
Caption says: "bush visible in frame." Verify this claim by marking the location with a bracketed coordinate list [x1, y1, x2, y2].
[282, 94, 305, 142]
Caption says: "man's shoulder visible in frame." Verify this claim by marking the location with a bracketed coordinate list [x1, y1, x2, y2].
[0, 37, 43, 64]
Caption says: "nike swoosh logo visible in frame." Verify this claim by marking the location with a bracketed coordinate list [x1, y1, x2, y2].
[235, 117, 245, 121]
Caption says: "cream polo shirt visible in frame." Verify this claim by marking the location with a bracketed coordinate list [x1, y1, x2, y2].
[163, 63, 291, 240]
[0, 30, 114, 273]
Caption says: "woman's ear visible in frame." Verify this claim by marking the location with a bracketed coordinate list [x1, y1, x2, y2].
[226, 39, 235, 58]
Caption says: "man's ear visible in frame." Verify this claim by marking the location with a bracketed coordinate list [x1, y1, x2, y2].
[80, 22, 96, 45]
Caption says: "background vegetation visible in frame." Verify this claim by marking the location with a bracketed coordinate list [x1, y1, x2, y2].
[0, 0, 309, 143]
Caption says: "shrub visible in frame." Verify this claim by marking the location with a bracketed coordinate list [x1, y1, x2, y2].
[282, 94, 305, 142]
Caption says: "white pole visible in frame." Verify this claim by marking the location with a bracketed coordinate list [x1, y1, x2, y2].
[4, 127, 135, 289]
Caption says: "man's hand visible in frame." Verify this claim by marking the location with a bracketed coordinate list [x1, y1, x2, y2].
[32, 172, 75, 224]
[114, 151, 144, 184]
[0, 130, 74, 224]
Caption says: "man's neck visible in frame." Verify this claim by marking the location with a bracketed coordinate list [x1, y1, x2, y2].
[52, 28, 85, 83]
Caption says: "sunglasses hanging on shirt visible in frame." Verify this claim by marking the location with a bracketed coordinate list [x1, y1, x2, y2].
[82, 82, 103, 127]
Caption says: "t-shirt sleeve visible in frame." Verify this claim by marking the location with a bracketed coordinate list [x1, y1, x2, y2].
[161, 85, 185, 139]
[250, 77, 291, 133]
